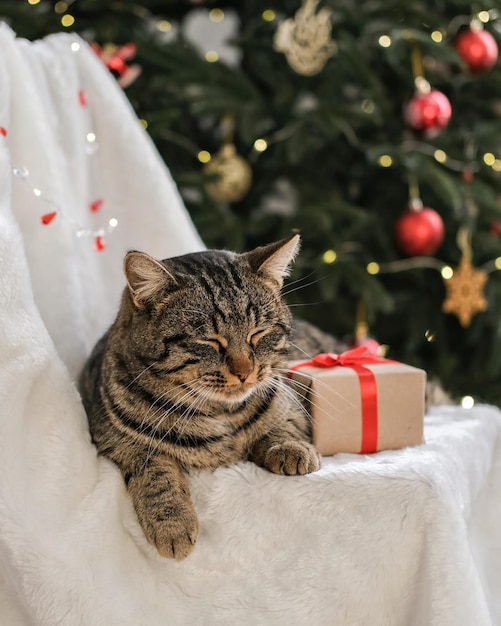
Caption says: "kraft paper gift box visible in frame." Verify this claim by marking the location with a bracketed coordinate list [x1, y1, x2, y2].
[288, 347, 426, 456]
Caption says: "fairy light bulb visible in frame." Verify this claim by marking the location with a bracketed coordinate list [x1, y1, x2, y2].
[61, 14, 75, 27]
[262, 10, 276, 22]
[322, 250, 337, 264]
[2, 39, 118, 252]
[12, 165, 29, 179]
[461, 396, 475, 409]
[254, 139, 268, 152]
[205, 51, 219, 62]
[209, 8, 224, 22]
[198, 150, 211, 163]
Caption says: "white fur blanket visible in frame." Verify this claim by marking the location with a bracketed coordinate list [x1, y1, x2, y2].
[1, 26, 501, 626]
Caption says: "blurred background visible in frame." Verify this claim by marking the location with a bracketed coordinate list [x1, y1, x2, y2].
[4, 0, 501, 406]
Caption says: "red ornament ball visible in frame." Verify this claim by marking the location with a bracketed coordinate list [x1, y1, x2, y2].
[490, 220, 501, 238]
[404, 90, 452, 137]
[455, 28, 498, 73]
[395, 207, 445, 256]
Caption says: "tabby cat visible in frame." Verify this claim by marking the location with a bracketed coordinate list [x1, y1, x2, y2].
[79, 235, 342, 560]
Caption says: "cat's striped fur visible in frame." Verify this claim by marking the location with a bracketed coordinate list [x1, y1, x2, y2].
[79, 235, 342, 560]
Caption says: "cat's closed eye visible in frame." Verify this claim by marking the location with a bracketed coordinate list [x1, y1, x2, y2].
[247, 328, 269, 347]
[196, 337, 228, 352]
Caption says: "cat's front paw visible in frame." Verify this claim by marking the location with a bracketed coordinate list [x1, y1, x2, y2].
[142, 504, 199, 561]
[263, 441, 320, 476]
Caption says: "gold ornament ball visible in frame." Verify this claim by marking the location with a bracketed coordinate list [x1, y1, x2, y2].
[204, 144, 252, 203]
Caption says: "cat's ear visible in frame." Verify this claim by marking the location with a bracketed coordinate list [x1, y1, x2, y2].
[124, 251, 177, 308]
[245, 234, 300, 288]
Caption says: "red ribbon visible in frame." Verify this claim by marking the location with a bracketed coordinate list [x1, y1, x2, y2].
[290, 346, 392, 454]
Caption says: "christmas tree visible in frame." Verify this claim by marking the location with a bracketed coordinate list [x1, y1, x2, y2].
[4, 0, 501, 405]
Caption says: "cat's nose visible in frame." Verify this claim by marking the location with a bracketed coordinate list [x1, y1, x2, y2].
[228, 355, 253, 383]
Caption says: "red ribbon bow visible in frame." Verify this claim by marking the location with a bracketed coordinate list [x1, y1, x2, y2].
[290, 347, 392, 454]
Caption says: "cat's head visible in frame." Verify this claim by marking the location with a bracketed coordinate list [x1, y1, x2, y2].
[121, 235, 300, 403]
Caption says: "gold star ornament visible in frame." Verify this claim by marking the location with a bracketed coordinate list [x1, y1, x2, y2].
[442, 254, 488, 327]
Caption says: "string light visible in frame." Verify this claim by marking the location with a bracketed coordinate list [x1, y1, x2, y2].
[253, 139, 268, 152]
[205, 51, 219, 63]
[461, 396, 475, 409]
[54, 1, 68, 13]
[262, 10, 276, 22]
[441, 266, 454, 279]
[431, 31, 443, 43]
[61, 14, 75, 27]
[483, 152, 496, 166]
[157, 20, 172, 32]
[378, 155, 393, 167]
[378, 35, 392, 48]
[367, 262, 380, 275]
[424, 329, 436, 342]
[2, 39, 119, 251]
[434, 149, 447, 163]
[209, 8, 224, 22]
[361, 99, 375, 114]
[197, 150, 211, 163]
[322, 250, 337, 264]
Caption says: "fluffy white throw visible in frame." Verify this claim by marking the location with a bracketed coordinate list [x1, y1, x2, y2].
[1, 25, 500, 626]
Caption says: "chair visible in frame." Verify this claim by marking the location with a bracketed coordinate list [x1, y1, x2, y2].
[1, 24, 500, 626]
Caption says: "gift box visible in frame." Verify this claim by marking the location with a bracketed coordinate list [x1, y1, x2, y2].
[288, 347, 426, 455]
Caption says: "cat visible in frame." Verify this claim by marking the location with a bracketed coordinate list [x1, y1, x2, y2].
[79, 234, 343, 560]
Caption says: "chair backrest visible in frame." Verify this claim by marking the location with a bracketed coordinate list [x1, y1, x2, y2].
[0, 24, 203, 378]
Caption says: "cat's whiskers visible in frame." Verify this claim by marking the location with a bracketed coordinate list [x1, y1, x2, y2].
[271, 367, 351, 420]
[282, 267, 321, 291]
[288, 340, 315, 359]
[137, 377, 200, 425]
[287, 301, 327, 308]
[124, 362, 156, 389]
[125, 378, 206, 457]
[268, 377, 312, 423]
[142, 384, 213, 466]
[279, 367, 357, 409]
[282, 276, 324, 297]
[173, 387, 214, 437]
[145, 378, 208, 427]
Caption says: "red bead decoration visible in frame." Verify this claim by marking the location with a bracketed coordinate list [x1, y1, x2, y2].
[89, 198, 104, 212]
[78, 90, 87, 107]
[462, 169, 474, 184]
[40, 211, 57, 225]
[455, 28, 498, 73]
[404, 90, 452, 137]
[490, 221, 501, 238]
[94, 235, 106, 251]
[395, 207, 445, 256]
[0, 127, 7, 137]
[90, 42, 141, 88]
